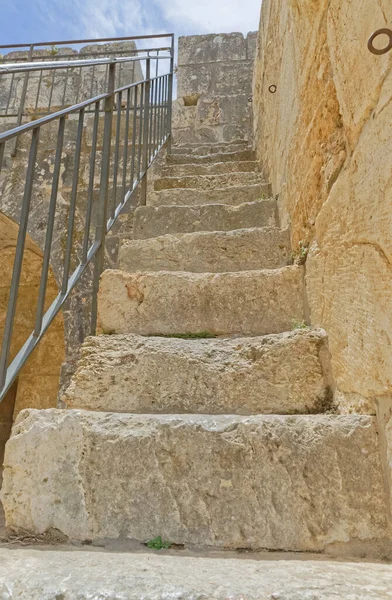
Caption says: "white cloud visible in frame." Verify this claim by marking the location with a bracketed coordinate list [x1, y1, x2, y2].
[36, 0, 148, 40]
[157, 0, 261, 35]
[35, 0, 261, 41]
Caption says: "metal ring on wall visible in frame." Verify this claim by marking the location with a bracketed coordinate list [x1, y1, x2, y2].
[368, 28, 392, 55]
[268, 85, 277, 94]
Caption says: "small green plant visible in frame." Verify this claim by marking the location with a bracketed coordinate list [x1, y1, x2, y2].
[292, 319, 308, 330]
[146, 536, 172, 550]
[49, 45, 59, 56]
[292, 240, 309, 265]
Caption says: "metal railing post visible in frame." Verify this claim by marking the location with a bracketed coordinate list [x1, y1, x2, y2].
[140, 57, 151, 206]
[166, 35, 175, 154]
[11, 44, 34, 157]
[90, 61, 116, 335]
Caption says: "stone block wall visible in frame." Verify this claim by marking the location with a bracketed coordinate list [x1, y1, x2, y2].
[253, 0, 392, 503]
[173, 32, 257, 144]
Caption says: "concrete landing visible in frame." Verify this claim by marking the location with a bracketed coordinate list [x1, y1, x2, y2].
[0, 547, 390, 599]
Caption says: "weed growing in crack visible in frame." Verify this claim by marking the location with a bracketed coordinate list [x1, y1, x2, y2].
[146, 536, 172, 550]
[292, 319, 308, 330]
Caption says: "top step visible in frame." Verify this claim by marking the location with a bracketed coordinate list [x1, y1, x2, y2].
[167, 149, 257, 165]
[170, 140, 251, 156]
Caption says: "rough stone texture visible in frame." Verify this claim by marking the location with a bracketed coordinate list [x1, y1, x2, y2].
[2, 409, 391, 554]
[1, 549, 392, 599]
[167, 148, 256, 164]
[120, 227, 291, 273]
[148, 184, 271, 206]
[159, 160, 260, 178]
[98, 267, 305, 336]
[253, 1, 392, 416]
[133, 201, 278, 238]
[154, 172, 261, 191]
[63, 329, 333, 415]
[171, 140, 249, 153]
[174, 33, 257, 144]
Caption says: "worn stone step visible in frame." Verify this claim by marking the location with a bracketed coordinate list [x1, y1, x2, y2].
[3, 410, 389, 554]
[133, 201, 278, 239]
[170, 140, 250, 156]
[98, 267, 305, 336]
[166, 149, 256, 165]
[159, 160, 260, 178]
[154, 172, 261, 191]
[1, 549, 392, 598]
[148, 184, 271, 207]
[64, 329, 333, 415]
[120, 228, 291, 273]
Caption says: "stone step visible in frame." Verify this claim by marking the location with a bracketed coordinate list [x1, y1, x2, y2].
[166, 149, 256, 165]
[133, 201, 278, 239]
[64, 329, 333, 415]
[98, 267, 305, 336]
[154, 172, 261, 191]
[1, 549, 392, 597]
[120, 228, 291, 273]
[170, 141, 250, 156]
[158, 160, 260, 178]
[3, 410, 389, 553]
[147, 184, 271, 207]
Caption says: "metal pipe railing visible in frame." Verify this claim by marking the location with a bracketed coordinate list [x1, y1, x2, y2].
[0, 44, 174, 401]
[0, 53, 170, 74]
[0, 34, 174, 154]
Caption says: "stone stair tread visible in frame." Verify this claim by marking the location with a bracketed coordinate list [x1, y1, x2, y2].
[120, 227, 291, 273]
[148, 184, 271, 206]
[133, 200, 278, 238]
[158, 160, 260, 178]
[3, 409, 389, 553]
[154, 172, 262, 191]
[98, 266, 305, 336]
[0, 548, 391, 598]
[170, 141, 250, 156]
[63, 328, 333, 415]
[166, 149, 256, 165]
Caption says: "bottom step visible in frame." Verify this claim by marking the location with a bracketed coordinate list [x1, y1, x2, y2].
[2, 410, 390, 554]
[0, 548, 391, 598]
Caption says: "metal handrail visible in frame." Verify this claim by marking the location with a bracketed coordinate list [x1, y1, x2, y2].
[0, 36, 175, 402]
[0, 33, 175, 164]
[0, 54, 170, 74]
[0, 33, 173, 50]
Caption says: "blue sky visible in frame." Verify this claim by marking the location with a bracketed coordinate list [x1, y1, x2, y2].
[0, 0, 261, 47]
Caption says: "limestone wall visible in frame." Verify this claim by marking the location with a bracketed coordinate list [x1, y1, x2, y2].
[253, 0, 392, 418]
[173, 33, 257, 144]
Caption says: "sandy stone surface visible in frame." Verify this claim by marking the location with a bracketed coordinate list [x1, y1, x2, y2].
[253, 0, 392, 416]
[147, 183, 271, 206]
[0, 548, 392, 599]
[63, 329, 333, 414]
[120, 227, 291, 273]
[98, 267, 305, 336]
[133, 200, 277, 238]
[154, 172, 261, 191]
[159, 159, 259, 178]
[2, 409, 390, 554]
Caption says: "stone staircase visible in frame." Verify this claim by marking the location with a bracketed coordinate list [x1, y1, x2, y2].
[2, 140, 391, 558]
